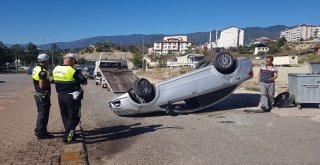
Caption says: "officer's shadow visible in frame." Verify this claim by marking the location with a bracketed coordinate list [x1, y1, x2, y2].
[83, 123, 171, 144]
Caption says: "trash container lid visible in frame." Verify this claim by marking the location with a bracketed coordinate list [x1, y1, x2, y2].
[309, 62, 320, 74]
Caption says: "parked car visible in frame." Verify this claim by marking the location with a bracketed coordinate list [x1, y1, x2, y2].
[18, 66, 28, 71]
[167, 54, 205, 68]
[109, 52, 253, 116]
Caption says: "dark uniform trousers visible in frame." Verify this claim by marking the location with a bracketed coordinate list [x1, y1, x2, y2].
[34, 94, 51, 135]
[58, 93, 81, 138]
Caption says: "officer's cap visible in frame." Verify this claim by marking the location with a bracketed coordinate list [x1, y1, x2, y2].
[37, 53, 49, 62]
[64, 53, 78, 64]
[64, 53, 78, 59]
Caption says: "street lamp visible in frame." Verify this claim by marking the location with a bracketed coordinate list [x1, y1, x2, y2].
[51, 50, 54, 68]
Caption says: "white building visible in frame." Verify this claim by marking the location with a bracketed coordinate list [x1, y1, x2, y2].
[148, 36, 192, 55]
[254, 44, 269, 55]
[280, 24, 320, 42]
[217, 26, 244, 48]
[201, 26, 244, 49]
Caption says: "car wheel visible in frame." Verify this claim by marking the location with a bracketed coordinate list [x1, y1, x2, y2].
[212, 52, 236, 74]
[133, 78, 155, 101]
[184, 98, 200, 108]
[195, 60, 209, 69]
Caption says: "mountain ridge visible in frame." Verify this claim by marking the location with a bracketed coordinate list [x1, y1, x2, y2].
[5, 25, 287, 49]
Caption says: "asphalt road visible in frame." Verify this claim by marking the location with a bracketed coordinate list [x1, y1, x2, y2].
[0, 73, 64, 164]
[0, 73, 33, 109]
[81, 80, 320, 165]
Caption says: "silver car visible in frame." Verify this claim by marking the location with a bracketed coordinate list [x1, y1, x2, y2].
[109, 53, 253, 116]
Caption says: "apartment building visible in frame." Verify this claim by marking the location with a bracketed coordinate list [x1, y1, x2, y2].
[280, 24, 320, 42]
[148, 36, 192, 55]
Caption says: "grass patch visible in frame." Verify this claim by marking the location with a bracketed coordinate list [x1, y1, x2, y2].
[244, 86, 260, 92]
[298, 54, 320, 64]
[179, 67, 192, 74]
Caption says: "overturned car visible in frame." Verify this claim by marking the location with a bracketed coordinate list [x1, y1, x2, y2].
[109, 52, 253, 116]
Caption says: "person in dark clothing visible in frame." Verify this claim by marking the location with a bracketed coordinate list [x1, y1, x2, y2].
[32, 53, 54, 139]
[53, 53, 87, 143]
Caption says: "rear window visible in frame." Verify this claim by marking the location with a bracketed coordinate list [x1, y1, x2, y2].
[100, 62, 121, 68]
[193, 56, 205, 61]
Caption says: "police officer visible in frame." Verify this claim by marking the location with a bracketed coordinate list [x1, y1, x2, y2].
[32, 53, 53, 139]
[53, 53, 87, 143]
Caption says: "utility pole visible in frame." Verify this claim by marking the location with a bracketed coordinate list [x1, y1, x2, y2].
[209, 30, 212, 43]
[142, 35, 145, 71]
[298, 25, 301, 56]
[51, 50, 54, 68]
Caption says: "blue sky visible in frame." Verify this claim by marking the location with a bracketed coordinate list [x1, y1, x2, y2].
[0, 0, 319, 44]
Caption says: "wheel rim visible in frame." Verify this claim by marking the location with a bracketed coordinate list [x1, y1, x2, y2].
[138, 80, 152, 94]
[217, 54, 232, 68]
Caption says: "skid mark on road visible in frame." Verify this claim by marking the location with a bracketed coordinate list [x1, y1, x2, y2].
[219, 120, 235, 123]
[84, 121, 164, 162]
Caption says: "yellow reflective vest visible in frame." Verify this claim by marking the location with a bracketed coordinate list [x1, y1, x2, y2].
[32, 66, 50, 81]
[52, 65, 76, 82]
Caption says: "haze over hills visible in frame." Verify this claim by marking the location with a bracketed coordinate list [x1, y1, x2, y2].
[6, 25, 287, 50]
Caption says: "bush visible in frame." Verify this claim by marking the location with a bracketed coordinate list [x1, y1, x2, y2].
[132, 52, 143, 68]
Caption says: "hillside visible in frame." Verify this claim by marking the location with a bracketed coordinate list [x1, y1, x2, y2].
[7, 25, 288, 50]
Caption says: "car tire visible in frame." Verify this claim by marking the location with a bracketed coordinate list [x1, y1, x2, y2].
[212, 52, 236, 74]
[133, 78, 155, 101]
[184, 98, 200, 108]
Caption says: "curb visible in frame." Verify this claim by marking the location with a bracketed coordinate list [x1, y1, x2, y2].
[59, 121, 89, 165]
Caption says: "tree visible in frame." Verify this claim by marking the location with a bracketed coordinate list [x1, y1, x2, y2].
[277, 37, 287, 48]
[230, 47, 237, 52]
[77, 57, 93, 65]
[95, 40, 113, 52]
[267, 37, 287, 55]
[10, 44, 25, 68]
[186, 46, 192, 54]
[0, 42, 14, 71]
[23, 42, 39, 65]
[268, 43, 279, 54]
[132, 52, 143, 68]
